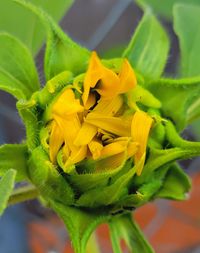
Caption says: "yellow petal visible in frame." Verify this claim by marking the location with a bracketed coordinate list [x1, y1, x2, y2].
[53, 88, 84, 117]
[84, 92, 96, 110]
[93, 95, 123, 116]
[95, 67, 120, 98]
[74, 122, 97, 146]
[99, 140, 128, 159]
[85, 113, 131, 137]
[119, 59, 137, 94]
[49, 120, 64, 163]
[65, 145, 88, 168]
[82, 52, 103, 106]
[95, 151, 126, 171]
[55, 114, 81, 152]
[88, 139, 103, 160]
[131, 111, 153, 176]
[82, 51, 120, 104]
[127, 141, 139, 159]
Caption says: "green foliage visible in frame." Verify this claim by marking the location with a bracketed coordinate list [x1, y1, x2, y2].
[0, 169, 16, 215]
[14, 0, 90, 81]
[109, 214, 154, 253]
[123, 10, 169, 80]
[174, 4, 200, 77]
[0, 144, 28, 181]
[156, 164, 191, 200]
[0, 2, 200, 253]
[136, 0, 200, 19]
[0, 33, 39, 99]
[147, 77, 200, 130]
[0, 0, 73, 55]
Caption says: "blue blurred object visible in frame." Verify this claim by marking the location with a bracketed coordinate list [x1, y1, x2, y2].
[0, 205, 29, 253]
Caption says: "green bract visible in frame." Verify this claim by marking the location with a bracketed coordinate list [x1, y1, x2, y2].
[0, 1, 200, 253]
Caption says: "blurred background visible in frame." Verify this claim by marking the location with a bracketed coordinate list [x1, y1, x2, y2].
[0, 0, 200, 252]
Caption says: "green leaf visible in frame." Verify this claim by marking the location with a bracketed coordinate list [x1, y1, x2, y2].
[109, 214, 154, 253]
[0, 169, 16, 216]
[191, 119, 200, 140]
[0, 0, 73, 55]
[15, 0, 90, 80]
[49, 200, 108, 253]
[174, 4, 200, 77]
[0, 144, 28, 181]
[136, 0, 200, 19]
[156, 163, 191, 200]
[0, 33, 40, 99]
[187, 97, 200, 123]
[123, 10, 169, 80]
[147, 77, 200, 130]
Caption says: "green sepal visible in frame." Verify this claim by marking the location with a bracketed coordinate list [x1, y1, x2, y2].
[0, 169, 16, 216]
[33, 71, 73, 109]
[28, 146, 74, 205]
[17, 100, 39, 151]
[14, 0, 90, 80]
[123, 10, 169, 80]
[126, 85, 161, 109]
[76, 163, 136, 208]
[148, 121, 166, 149]
[68, 154, 129, 193]
[109, 213, 154, 253]
[116, 165, 169, 209]
[49, 199, 108, 253]
[0, 144, 28, 182]
[165, 120, 200, 149]
[0, 33, 40, 99]
[155, 163, 191, 200]
[147, 77, 200, 130]
[136, 145, 200, 186]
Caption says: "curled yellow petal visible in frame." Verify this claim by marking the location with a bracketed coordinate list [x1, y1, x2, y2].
[85, 113, 131, 137]
[95, 151, 126, 171]
[53, 88, 84, 117]
[88, 139, 103, 160]
[65, 146, 88, 168]
[49, 120, 64, 163]
[55, 114, 81, 152]
[131, 111, 153, 176]
[84, 92, 96, 110]
[74, 122, 97, 146]
[99, 140, 128, 159]
[82, 51, 120, 105]
[82, 51, 103, 106]
[119, 59, 137, 94]
[127, 141, 139, 159]
[93, 95, 123, 116]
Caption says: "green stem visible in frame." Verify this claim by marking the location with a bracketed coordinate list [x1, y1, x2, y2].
[86, 232, 100, 253]
[8, 184, 39, 205]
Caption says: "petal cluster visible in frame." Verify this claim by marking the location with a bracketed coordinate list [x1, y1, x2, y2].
[49, 52, 153, 175]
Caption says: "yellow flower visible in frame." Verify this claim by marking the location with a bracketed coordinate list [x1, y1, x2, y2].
[49, 52, 153, 175]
